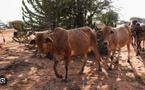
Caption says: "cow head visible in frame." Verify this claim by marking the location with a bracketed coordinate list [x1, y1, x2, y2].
[132, 20, 138, 26]
[133, 26, 144, 39]
[29, 29, 53, 59]
[97, 26, 114, 46]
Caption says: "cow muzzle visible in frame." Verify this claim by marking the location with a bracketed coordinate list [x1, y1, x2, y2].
[103, 41, 109, 46]
[36, 53, 45, 59]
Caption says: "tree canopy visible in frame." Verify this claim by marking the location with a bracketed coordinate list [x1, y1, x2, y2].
[96, 10, 119, 26]
[22, 0, 113, 31]
[9, 20, 26, 29]
[130, 17, 145, 23]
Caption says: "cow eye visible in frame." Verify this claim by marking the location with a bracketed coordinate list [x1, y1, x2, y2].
[44, 40, 47, 43]
[110, 31, 114, 34]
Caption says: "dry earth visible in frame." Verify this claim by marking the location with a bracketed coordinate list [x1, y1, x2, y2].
[0, 29, 145, 90]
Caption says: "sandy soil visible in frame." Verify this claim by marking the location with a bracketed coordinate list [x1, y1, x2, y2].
[0, 29, 145, 90]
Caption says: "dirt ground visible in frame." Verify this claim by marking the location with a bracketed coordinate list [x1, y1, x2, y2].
[0, 29, 145, 90]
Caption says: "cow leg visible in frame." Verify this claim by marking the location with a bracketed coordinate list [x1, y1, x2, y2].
[53, 61, 63, 78]
[127, 44, 131, 63]
[92, 46, 102, 71]
[134, 37, 137, 46]
[131, 36, 134, 45]
[136, 40, 141, 56]
[115, 48, 121, 64]
[62, 56, 70, 82]
[108, 49, 116, 70]
[79, 54, 88, 74]
[107, 50, 111, 60]
[143, 41, 145, 52]
[131, 36, 136, 46]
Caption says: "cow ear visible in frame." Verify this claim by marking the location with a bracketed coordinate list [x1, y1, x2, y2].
[29, 39, 36, 44]
[45, 37, 53, 43]
[110, 30, 114, 34]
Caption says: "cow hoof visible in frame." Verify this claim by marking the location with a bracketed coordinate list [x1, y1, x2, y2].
[98, 68, 102, 71]
[61, 79, 68, 83]
[127, 60, 130, 63]
[56, 75, 63, 78]
[115, 61, 119, 64]
[136, 53, 139, 56]
[78, 72, 83, 74]
[108, 67, 112, 70]
[143, 48, 145, 52]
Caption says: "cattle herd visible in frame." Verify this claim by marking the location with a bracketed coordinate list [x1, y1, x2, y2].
[11, 20, 144, 82]
[130, 20, 145, 56]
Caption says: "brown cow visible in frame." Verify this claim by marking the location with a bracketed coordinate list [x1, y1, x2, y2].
[98, 25, 131, 70]
[29, 26, 102, 82]
[130, 20, 138, 45]
[133, 24, 145, 56]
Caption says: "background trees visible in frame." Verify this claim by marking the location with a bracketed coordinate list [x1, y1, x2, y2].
[130, 17, 145, 23]
[22, 0, 113, 30]
[9, 20, 26, 29]
[96, 10, 119, 26]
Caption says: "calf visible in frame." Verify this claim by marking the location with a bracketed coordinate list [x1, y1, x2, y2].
[133, 25, 145, 56]
[130, 20, 138, 45]
[98, 25, 131, 70]
[30, 26, 102, 82]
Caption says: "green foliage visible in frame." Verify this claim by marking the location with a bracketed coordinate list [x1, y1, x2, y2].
[12, 31, 35, 49]
[9, 20, 26, 29]
[0, 20, 7, 29]
[22, 0, 113, 30]
[11, 20, 34, 49]
[96, 10, 119, 26]
[141, 19, 145, 24]
[130, 17, 144, 22]
[97, 29, 108, 54]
